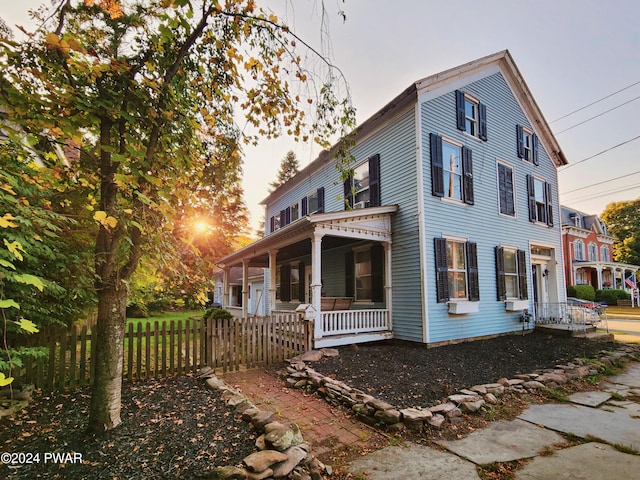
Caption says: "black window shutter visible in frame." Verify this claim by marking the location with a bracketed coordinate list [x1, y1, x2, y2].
[498, 164, 515, 216]
[516, 124, 524, 159]
[467, 241, 480, 301]
[532, 133, 539, 166]
[430, 133, 444, 197]
[434, 237, 449, 303]
[280, 264, 291, 302]
[517, 250, 528, 300]
[369, 154, 381, 207]
[462, 146, 474, 205]
[345, 251, 355, 297]
[298, 261, 305, 301]
[301, 197, 308, 216]
[527, 175, 537, 222]
[317, 187, 325, 213]
[479, 103, 487, 141]
[455, 90, 465, 130]
[371, 244, 385, 302]
[545, 182, 553, 227]
[270, 216, 275, 233]
[343, 175, 353, 210]
[495, 246, 506, 301]
[280, 209, 286, 227]
[285, 207, 291, 225]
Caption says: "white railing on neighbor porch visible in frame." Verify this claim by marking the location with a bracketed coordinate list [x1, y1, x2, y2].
[534, 302, 607, 334]
[321, 309, 390, 337]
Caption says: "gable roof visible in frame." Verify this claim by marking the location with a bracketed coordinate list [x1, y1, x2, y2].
[263, 50, 568, 205]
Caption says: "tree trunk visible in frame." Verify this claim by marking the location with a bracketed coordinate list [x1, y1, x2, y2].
[87, 285, 127, 432]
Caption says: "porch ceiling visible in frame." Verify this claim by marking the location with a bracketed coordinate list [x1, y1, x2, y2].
[216, 205, 398, 268]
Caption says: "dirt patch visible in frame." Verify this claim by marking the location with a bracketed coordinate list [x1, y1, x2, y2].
[0, 375, 256, 479]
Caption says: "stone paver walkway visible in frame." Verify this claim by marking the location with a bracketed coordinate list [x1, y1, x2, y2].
[222, 368, 386, 462]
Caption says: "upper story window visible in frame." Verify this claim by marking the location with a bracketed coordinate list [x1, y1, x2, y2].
[574, 239, 585, 261]
[301, 187, 325, 216]
[517, 124, 539, 165]
[495, 246, 528, 300]
[601, 245, 611, 262]
[456, 90, 487, 140]
[430, 134, 474, 205]
[434, 237, 479, 302]
[588, 242, 598, 262]
[526, 175, 553, 226]
[344, 154, 381, 210]
[497, 161, 515, 217]
[290, 202, 299, 222]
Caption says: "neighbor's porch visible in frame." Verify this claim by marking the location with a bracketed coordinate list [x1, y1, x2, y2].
[216, 206, 398, 348]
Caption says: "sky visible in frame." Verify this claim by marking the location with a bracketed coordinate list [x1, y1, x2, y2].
[3, 1, 640, 233]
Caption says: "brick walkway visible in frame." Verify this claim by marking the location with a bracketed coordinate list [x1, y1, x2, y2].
[222, 368, 386, 463]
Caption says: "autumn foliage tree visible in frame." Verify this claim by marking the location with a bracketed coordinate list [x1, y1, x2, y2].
[0, 0, 353, 431]
[601, 198, 640, 265]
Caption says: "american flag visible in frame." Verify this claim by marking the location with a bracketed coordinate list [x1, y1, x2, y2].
[625, 276, 637, 290]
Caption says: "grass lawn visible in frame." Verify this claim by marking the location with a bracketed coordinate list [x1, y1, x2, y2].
[605, 306, 640, 316]
[126, 310, 204, 331]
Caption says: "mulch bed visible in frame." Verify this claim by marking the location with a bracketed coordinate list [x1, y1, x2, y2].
[312, 332, 622, 408]
[0, 376, 256, 479]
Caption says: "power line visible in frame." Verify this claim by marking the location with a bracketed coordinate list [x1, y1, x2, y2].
[559, 134, 640, 170]
[561, 183, 640, 204]
[550, 80, 640, 123]
[555, 94, 640, 135]
[561, 171, 640, 195]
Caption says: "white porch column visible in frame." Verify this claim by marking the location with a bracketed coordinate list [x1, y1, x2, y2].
[384, 241, 393, 331]
[242, 260, 249, 318]
[268, 250, 278, 314]
[596, 265, 603, 290]
[311, 232, 323, 341]
[222, 267, 230, 308]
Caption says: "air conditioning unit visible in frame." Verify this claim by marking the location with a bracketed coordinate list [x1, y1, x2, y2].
[353, 201, 366, 209]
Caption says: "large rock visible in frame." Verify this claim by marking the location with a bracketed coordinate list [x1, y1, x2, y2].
[298, 350, 324, 362]
[400, 407, 432, 422]
[271, 445, 309, 478]
[265, 423, 304, 451]
[251, 411, 276, 430]
[374, 408, 401, 425]
[205, 376, 228, 391]
[207, 465, 248, 479]
[243, 450, 288, 473]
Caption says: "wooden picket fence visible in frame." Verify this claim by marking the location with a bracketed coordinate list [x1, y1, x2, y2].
[5, 312, 312, 391]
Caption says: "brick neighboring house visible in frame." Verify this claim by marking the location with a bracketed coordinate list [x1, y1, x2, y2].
[561, 206, 639, 291]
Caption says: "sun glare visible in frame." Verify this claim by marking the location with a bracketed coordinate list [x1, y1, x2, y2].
[194, 220, 208, 233]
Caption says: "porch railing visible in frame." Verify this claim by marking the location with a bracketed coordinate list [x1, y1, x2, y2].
[534, 302, 607, 334]
[321, 309, 390, 337]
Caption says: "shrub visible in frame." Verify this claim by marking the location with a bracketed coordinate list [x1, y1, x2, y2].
[573, 285, 595, 301]
[596, 288, 630, 306]
[203, 308, 234, 321]
[566, 285, 577, 297]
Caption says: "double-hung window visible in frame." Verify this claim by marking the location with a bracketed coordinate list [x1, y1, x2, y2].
[495, 247, 528, 300]
[345, 244, 384, 302]
[456, 90, 487, 140]
[526, 175, 553, 226]
[574, 240, 585, 261]
[344, 154, 381, 209]
[588, 242, 598, 261]
[301, 187, 325, 216]
[434, 237, 479, 302]
[277, 263, 305, 302]
[601, 245, 611, 262]
[517, 124, 538, 165]
[497, 161, 515, 216]
[430, 134, 474, 205]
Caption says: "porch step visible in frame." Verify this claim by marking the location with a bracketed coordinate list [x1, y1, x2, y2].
[314, 331, 393, 348]
[534, 323, 600, 338]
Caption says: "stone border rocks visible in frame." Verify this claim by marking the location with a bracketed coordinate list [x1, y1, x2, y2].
[283, 345, 640, 435]
[198, 367, 331, 480]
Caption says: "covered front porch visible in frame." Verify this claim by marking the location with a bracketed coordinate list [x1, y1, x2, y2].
[216, 206, 398, 348]
[571, 260, 639, 292]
